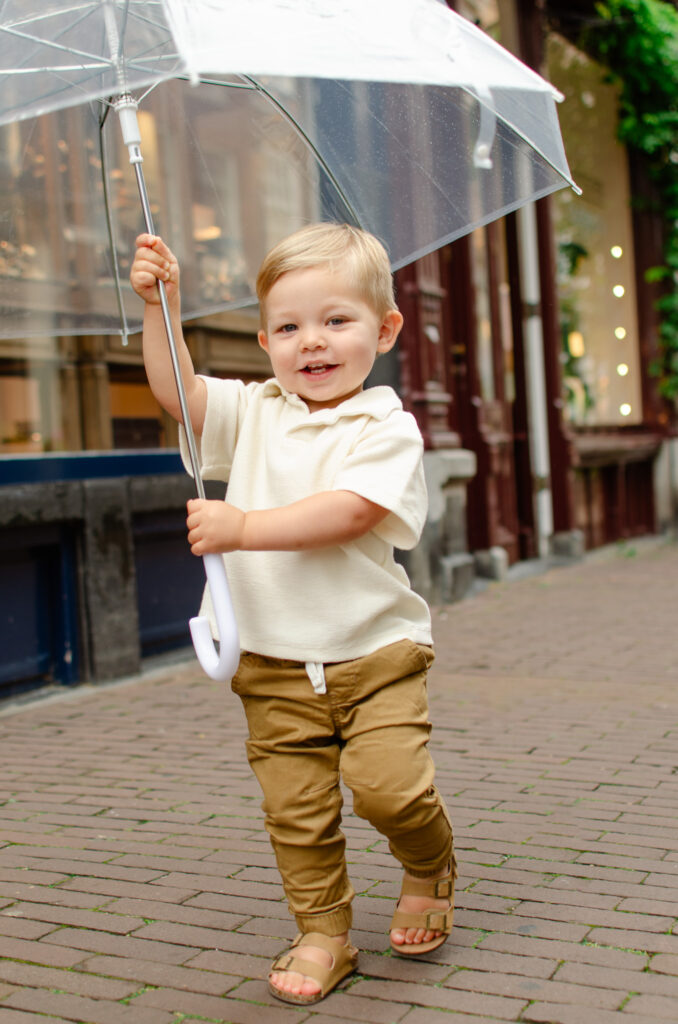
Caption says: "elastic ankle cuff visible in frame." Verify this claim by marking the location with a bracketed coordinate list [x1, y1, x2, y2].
[399, 846, 457, 879]
[295, 906, 353, 935]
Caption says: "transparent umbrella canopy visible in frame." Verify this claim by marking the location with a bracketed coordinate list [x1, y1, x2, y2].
[0, 0, 579, 679]
[0, 0, 579, 340]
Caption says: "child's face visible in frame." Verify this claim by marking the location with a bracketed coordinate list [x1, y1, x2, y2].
[258, 265, 402, 413]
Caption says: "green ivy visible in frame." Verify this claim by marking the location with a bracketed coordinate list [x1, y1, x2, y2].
[582, 0, 678, 398]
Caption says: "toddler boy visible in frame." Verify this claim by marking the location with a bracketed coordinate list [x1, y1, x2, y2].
[131, 223, 456, 1006]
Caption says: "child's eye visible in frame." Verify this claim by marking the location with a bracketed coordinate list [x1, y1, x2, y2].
[278, 323, 297, 333]
[328, 316, 346, 326]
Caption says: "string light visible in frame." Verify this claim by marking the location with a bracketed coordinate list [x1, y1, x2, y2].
[615, 327, 627, 339]
[613, 285, 625, 297]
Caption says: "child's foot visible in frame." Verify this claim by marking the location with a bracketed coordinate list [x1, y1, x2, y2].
[268, 931, 358, 1005]
[390, 864, 454, 954]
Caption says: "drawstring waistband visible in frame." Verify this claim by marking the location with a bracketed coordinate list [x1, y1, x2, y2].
[305, 662, 327, 694]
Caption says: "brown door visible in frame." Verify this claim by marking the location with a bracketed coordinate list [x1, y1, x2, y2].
[441, 219, 535, 563]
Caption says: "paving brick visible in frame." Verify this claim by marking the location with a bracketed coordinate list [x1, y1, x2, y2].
[77, 955, 240, 995]
[441, 968, 623, 1010]
[521, 1002, 660, 1024]
[0, 961, 138, 1000]
[1, 989, 173, 1024]
[0, 883, 110, 910]
[0, 1011, 71, 1023]
[58, 877, 199, 902]
[349, 977, 528, 1018]
[650, 953, 678, 975]
[0, 902, 145, 934]
[0, 936, 85, 969]
[43, 927, 200, 964]
[479, 932, 650, 971]
[586, 928, 678, 955]
[103, 895, 257, 930]
[132, 987, 309, 1023]
[556, 961, 678, 998]
[508, 900, 673, 933]
[618, 994, 678, 1019]
[0, 917, 57, 941]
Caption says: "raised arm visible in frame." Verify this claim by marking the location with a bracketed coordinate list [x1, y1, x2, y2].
[186, 491, 389, 556]
[130, 234, 206, 434]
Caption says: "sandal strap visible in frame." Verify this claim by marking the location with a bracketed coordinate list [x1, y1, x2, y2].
[270, 953, 328, 986]
[399, 874, 454, 900]
[291, 931, 354, 958]
[390, 907, 454, 933]
[270, 931, 359, 995]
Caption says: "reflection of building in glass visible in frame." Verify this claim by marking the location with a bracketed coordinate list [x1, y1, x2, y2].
[0, 78, 326, 453]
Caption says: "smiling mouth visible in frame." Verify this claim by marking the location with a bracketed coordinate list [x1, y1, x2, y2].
[301, 363, 338, 375]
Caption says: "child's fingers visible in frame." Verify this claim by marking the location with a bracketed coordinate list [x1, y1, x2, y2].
[141, 234, 175, 262]
[134, 234, 177, 268]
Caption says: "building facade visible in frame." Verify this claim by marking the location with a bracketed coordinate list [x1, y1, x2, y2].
[1, 0, 674, 697]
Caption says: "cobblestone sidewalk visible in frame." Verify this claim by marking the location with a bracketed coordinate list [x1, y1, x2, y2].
[1, 539, 677, 1023]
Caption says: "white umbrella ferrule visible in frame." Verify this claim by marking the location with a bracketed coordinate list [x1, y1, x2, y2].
[114, 97, 143, 165]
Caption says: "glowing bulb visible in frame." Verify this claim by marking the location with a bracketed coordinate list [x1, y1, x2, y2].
[613, 285, 625, 298]
[616, 363, 629, 377]
[620, 403, 632, 416]
[611, 246, 623, 259]
[615, 327, 627, 339]
[568, 331, 585, 358]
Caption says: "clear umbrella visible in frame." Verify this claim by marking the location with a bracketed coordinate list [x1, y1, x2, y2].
[0, 0, 579, 680]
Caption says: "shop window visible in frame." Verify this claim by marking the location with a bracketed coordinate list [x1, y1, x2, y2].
[0, 342, 67, 453]
[548, 35, 642, 427]
[109, 375, 166, 451]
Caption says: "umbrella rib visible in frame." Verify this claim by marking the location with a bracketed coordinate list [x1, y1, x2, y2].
[242, 75, 363, 230]
[98, 108, 132, 346]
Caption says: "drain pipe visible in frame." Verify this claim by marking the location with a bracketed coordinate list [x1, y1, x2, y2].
[517, 201, 553, 558]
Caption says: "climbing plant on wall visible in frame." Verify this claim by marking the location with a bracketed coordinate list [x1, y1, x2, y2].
[583, 0, 678, 398]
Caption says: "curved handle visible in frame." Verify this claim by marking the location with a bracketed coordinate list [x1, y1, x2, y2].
[189, 553, 240, 681]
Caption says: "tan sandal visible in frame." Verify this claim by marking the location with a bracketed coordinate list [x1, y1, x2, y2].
[268, 931, 359, 1005]
[390, 864, 455, 956]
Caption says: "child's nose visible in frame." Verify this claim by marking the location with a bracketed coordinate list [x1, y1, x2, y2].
[300, 329, 327, 351]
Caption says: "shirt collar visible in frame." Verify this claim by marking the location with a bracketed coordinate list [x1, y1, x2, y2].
[262, 377, 403, 423]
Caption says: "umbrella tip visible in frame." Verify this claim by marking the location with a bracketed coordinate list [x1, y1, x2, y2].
[473, 143, 493, 170]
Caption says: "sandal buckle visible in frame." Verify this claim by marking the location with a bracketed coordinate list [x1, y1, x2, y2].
[425, 909, 452, 931]
[272, 953, 294, 971]
[434, 879, 453, 899]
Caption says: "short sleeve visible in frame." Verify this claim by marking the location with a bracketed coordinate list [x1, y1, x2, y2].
[332, 410, 426, 550]
[179, 376, 255, 482]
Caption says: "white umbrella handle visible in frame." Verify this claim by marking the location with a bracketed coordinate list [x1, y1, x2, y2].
[190, 553, 241, 681]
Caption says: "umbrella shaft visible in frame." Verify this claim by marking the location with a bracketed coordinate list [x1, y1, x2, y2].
[133, 162, 206, 501]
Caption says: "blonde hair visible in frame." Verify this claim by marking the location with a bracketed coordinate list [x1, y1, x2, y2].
[256, 222, 397, 323]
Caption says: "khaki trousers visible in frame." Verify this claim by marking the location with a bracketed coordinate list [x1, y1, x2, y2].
[231, 638, 455, 936]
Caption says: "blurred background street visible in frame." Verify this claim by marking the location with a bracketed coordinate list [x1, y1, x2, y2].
[1, 538, 677, 1023]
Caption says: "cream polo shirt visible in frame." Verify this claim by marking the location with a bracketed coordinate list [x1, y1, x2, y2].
[180, 376, 432, 663]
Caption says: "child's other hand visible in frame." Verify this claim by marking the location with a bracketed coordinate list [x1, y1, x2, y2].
[186, 499, 246, 555]
[130, 233, 179, 305]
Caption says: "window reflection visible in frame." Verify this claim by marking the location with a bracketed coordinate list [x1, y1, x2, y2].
[548, 34, 641, 427]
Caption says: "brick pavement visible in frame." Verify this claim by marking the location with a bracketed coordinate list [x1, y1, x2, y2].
[0, 538, 677, 1023]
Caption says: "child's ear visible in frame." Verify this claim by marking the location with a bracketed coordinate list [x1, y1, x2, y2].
[258, 329, 270, 354]
[376, 310, 404, 354]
